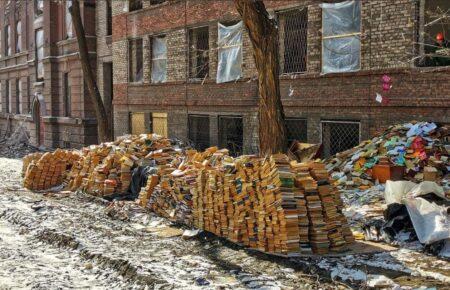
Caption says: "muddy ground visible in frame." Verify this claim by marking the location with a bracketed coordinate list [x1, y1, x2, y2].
[0, 146, 448, 289]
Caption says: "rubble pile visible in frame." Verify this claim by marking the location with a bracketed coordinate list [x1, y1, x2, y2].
[22, 135, 354, 256]
[326, 122, 449, 189]
[23, 149, 81, 190]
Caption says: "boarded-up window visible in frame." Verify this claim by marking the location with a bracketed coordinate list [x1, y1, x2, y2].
[285, 118, 307, 145]
[188, 115, 210, 151]
[321, 120, 360, 158]
[152, 113, 168, 137]
[151, 36, 167, 83]
[129, 38, 143, 82]
[278, 9, 308, 73]
[321, 1, 361, 73]
[219, 116, 243, 156]
[16, 21, 22, 53]
[189, 27, 209, 79]
[36, 28, 44, 80]
[131, 112, 147, 135]
[64, 73, 71, 117]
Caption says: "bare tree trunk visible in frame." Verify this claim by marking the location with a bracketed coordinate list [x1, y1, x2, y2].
[234, 0, 287, 155]
[69, 0, 112, 142]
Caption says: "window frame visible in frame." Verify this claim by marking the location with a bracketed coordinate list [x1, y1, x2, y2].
[150, 35, 168, 84]
[5, 25, 11, 57]
[16, 20, 22, 53]
[128, 38, 144, 83]
[188, 26, 210, 80]
[321, 1, 362, 74]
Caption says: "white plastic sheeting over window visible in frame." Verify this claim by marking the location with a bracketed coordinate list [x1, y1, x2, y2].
[66, 0, 73, 38]
[217, 21, 243, 83]
[36, 29, 45, 79]
[6, 25, 12, 56]
[320, 1, 361, 74]
[151, 36, 167, 83]
[16, 21, 22, 53]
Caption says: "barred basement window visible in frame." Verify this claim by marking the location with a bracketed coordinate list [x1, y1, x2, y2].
[189, 26, 210, 79]
[285, 118, 307, 145]
[129, 0, 142, 12]
[278, 8, 308, 73]
[188, 115, 210, 151]
[321, 120, 360, 158]
[129, 38, 143, 82]
[219, 116, 243, 156]
[416, 0, 450, 67]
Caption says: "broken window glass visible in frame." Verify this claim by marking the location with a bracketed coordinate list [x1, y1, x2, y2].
[151, 36, 167, 83]
[189, 27, 210, 79]
[217, 21, 243, 83]
[320, 1, 361, 74]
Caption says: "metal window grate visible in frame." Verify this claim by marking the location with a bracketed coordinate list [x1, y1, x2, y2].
[219, 116, 243, 157]
[189, 26, 209, 79]
[278, 8, 308, 73]
[321, 121, 360, 158]
[285, 118, 307, 145]
[188, 115, 210, 151]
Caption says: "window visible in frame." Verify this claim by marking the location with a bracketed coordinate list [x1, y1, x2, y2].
[189, 27, 210, 79]
[416, 0, 450, 67]
[66, 0, 73, 39]
[5, 25, 11, 56]
[27, 76, 31, 114]
[16, 21, 22, 53]
[36, 28, 44, 80]
[106, 0, 112, 36]
[16, 79, 21, 114]
[152, 113, 168, 137]
[285, 118, 307, 146]
[0, 83, 2, 112]
[150, 0, 166, 5]
[64, 73, 71, 117]
[217, 21, 243, 83]
[279, 9, 308, 73]
[6, 80, 11, 113]
[151, 36, 167, 83]
[129, 38, 143, 82]
[321, 1, 361, 73]
[129, 0, 143, 12]
[321, 120, 360, 158]
[219, 116, 243, 156]
[188, 115, 210, 151]
[35, 0, 44, 15]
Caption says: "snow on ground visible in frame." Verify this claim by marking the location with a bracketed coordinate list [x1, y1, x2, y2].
[0, 154, 449, 289]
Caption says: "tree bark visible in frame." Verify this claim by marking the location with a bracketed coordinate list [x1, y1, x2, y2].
[234, 0, 288, 155]
[69, 0, 112, 142]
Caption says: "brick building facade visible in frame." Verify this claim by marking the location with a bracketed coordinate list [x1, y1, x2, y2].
[0, 0, 98, 148]
[108, 0, 449, 157]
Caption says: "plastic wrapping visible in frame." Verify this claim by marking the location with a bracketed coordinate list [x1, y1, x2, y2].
[7, 25, 11, 56]
[36, 29, 44, 79]
[66, 0, 73, 38]
[217, 21, 243, 83]
[16, 21, 21, 52]
[151, 37, 167, 83]
[320, 1, 360, 74]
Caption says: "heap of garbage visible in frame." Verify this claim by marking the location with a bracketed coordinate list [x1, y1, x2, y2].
[326, 122, 449, 190]
[22, 134, 354, 256]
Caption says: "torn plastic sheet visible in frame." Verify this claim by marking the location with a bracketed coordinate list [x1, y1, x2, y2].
[151, 36, 167, 83]
[217, 21, 243, 83]
[320, 1, 361, 74]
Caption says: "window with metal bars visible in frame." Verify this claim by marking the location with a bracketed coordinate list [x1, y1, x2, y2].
[218, 116, 243, 156]
[188, 115, 210, 151]
[285, 118, 307, 145]
[129, 0, 142, 12]
[278, 8, 308, 73]
[189, 26, 210, 79]
[129, 38, 143, 82]
[321, 121, 360, 158]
